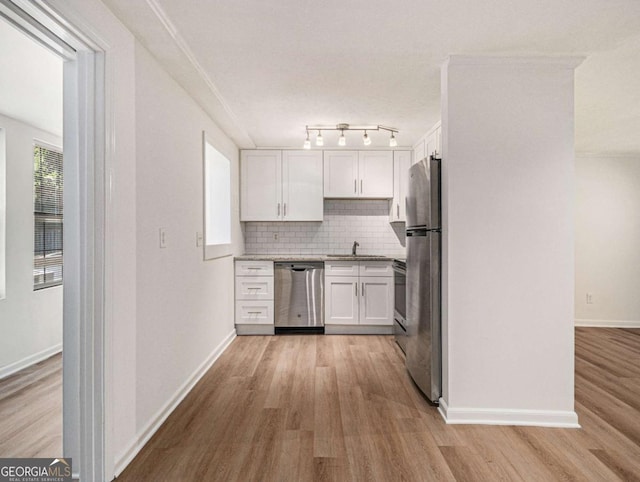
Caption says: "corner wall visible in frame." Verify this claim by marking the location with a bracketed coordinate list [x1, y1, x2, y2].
[440, 56, 580, 426]
[0, 114, 63, 377]
[575, 155, 640, 326]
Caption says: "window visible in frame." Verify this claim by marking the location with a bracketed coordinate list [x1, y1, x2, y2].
[33, 143, 63, 289]
[203, 134, 232, 259]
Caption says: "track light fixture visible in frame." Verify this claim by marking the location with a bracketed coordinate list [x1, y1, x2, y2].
[303, 123, 399, 147]
[303, 129, 311, 149]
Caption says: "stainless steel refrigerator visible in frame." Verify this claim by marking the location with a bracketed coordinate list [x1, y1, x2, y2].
[405, 156, 441, 403]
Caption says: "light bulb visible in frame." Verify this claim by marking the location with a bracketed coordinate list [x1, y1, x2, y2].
[363, 131, 371, 146]
[316, 130, 323, 146]
[389, 132, 397, 147]
[303, 131, 311, 149]
[338, 130, 346, 146]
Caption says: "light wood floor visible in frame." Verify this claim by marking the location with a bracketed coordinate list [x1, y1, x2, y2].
[116, 328, 640, 481]
[0, 353, 62, 457]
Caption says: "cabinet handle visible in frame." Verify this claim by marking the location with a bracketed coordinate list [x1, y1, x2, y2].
[362, 282, 365, 297]
[247, 311, 261, 315]
[397, 203, 400, 217]
[354, 179, 357, 193]
[284, 203, 287, 217]
[277, 203, 281, 216]
[355, 283, 358, 297]
[360, 180, 363, 193]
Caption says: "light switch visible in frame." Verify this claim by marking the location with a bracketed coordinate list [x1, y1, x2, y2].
[159, 228, 167, 248]
[196, 231, 204, 247]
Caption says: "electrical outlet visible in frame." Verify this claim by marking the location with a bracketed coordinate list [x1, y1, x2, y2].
[273, 232, 279, 241]
[586, 292, 594, 304]
[159, 228, 167, 248]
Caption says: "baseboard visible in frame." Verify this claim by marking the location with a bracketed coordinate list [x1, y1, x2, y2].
[0, 343, 62, 380]
[438, 398, 580, 428]
[113, 328, 237, 476]
[324, 325, 394, 335]
[575, 319, 640, 328]
[236, 324, 275, 335]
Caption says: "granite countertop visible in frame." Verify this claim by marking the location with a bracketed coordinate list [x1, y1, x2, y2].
[235, 254, 395, 261]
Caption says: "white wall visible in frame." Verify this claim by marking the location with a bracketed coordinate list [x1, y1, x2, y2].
[440, 56, 580, 426]
[132, 40, 242, 463]
[244, 200, 405, 256]
[575, 155, 640, 326]
[0, 114, 62, 376]
[40, 0, 243, 477]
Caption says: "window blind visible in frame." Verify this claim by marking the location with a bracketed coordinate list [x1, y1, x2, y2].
[33, 144, 63, 290]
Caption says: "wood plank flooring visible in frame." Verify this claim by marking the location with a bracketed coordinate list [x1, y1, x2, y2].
[116, 328, 640, 481]
[0, 353, 62, 458]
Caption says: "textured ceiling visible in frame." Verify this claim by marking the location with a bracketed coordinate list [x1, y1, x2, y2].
[104, 0, 640, 154]
[0, 19, 63, 136]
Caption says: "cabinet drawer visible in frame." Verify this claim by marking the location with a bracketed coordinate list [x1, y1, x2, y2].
[235, 260, 274, 276]
[324, 261, 359, 277]
[235, 276, 274, 300]
[359, 261, 393, 277]
[235, 300, 274, 325]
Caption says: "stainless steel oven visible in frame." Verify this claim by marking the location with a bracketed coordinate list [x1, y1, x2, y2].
[393, 259, 408, 353]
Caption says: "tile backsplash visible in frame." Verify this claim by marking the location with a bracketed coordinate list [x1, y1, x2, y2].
[243, 200, 406, 256]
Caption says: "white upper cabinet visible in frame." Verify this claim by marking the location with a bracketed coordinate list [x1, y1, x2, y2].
[390, 151, 411, 223]
[241, 150, 282, 221]
[358, 151, 394, 198]
[282, 150, 323, 221]
[323, 151, 359, 198]
[415, 121, 442, 163]
[412, 140, 425, 165]
[323, 150, 393, 199]
[241, 149, 323, 221]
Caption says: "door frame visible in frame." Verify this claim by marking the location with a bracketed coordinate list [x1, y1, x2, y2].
[0, 1, 109, 480]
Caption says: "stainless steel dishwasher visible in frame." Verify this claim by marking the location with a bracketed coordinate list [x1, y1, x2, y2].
[274, 262, 324, 334]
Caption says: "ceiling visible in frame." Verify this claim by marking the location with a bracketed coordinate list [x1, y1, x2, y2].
[106, 1, 639, 153]
[0, 19, 63, 137]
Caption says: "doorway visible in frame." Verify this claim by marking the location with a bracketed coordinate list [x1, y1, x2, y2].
[0, 1, 108, 480]
[0, 15, 64, 457]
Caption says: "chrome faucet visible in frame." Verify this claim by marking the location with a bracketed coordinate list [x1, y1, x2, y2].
[352, 241, 360, 256]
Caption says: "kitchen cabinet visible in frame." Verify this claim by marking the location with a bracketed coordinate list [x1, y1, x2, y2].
[413, 121, 442, 163]
[390, 151, 411, 223]
[235, 260, 275, 335]
[325, 261, 393, 327]
[324, 151, 393, 198]
[240, 150, 323, 221]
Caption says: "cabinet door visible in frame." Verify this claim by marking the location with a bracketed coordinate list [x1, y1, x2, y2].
[359, 277, 393, 325]
[324, 276, 359, 325]
[282, 150, 323, 221]
[413, 140, 425, 165]
[324, 151, 358, 198]
[424, 132, 436, 159]
[240, 150, 282, 221]
[391, 151, 411, 222]
[358, 151, 393, 198]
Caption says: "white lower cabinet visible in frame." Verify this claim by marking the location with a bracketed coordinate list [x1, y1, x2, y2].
[325, 261, 393, 332]
[325, 276, 360, 324]
[235, 260, 275, 335]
